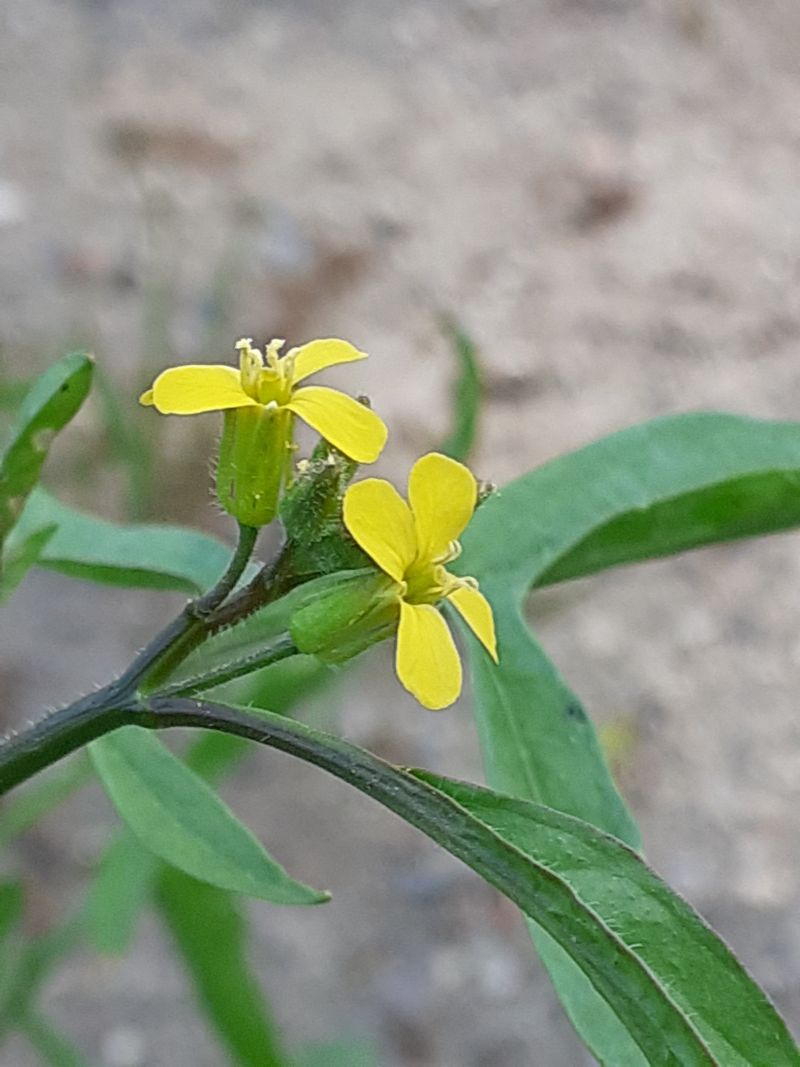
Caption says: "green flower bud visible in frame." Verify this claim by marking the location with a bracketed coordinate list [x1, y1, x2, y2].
[290, 568, 400, 665]
[216, 406, 293, 527]
[280, 439, 368, 579]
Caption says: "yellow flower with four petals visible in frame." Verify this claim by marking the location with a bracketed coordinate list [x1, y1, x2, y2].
[141, 337, 387, 525]
[140, 336, 386, 462]
[344, 452, 498, 710]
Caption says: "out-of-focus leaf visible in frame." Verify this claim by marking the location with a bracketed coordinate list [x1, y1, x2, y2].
[0, 756, 92, 849]
[0, 915, 83, 1036]
[10, 487, 235, 593]
[0, 882, 23, 945]
[439, 316, 481, 463]
[20, 1014, 89, 1067]
[93, 363, 152, 520]
[0, 524, 56, 603]
[90, 727, 328, 905]
[296, 1038, 381, 1067]
[0, 353, 93, 545]
[0, 378, 33, 414]
[87, 832, 160, 955]
[158, 867, 290, 1067]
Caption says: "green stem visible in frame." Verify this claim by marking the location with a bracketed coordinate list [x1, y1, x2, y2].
[154, 635, 298, 698]
[132, 522, 261, 693]
[0, 697, 132, 795]
[196, 523, 259, 614]
[0, 525, 277, 794]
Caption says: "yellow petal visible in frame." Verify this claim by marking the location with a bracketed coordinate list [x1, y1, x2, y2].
[289, 338, 368, 385]
[139, 389, 154, 406]
[287, 386, 387, 463]
[343, 478, 417, 582]
[449, 584, 498, 662]
[396, 601, 462, 710]
[148, 365, 257, 415]
[408, 452, 477, 561]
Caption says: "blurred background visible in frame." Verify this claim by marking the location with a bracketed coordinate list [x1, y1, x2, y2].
[2, 0, 800, 1063]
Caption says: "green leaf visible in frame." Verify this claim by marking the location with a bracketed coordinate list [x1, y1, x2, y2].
[296, 1038, 380, 1067]
[0, 353, 93, 545]
[87, 832, 161, 955]
[88, 733, 250, 956]
[0, 378, 33, 413]
[439, 316, 481, 462]
[413, 770, 798, 1067]
[0, 755, 92, 849]
[158, 867, 290, 1067]
[0, 915, 83, 1038]
[457, 411, 800, 1061]
[10, 487, 235, 593]
[458, 596, 639, 843]
[186, 701, 799, 1066]
[21, 1014, 90, 1067]
[462, 412, 800, 589]
[0, 524, 56, 603]
[0, 881, 23, 945]
[89, 727, 327, 905]
[87, 661, 322, 957]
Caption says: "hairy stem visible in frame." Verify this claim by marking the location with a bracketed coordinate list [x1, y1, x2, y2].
[130, 522, 263, 693]
[0, 697, 132, 795]
[153, 634, 298, 699]
[0, 527, 301, 794]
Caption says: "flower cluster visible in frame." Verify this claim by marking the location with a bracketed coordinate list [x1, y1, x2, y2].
[141, 338, 496, 708]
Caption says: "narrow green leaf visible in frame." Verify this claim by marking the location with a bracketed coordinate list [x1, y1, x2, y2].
[462, 412, 800, 589]
[183, 731, 251, 782]
[457, 411, 800, 1061]
[413, 770, 799, 1067]
[439, 316, 481, 462]
[88, 733, 249, 956]
[21, 1013, 90, 1067]
[10, 487, 235, 593]
[0, 353, 93, 544]
[528, 925, 645, 1067]
[296, 1038, 380, 1067]
[0, 881, 23, 945]
[191, 702, 799, 1066]
[87, 832, 160, 955]
[90, 727, 327, 905]
[0, 915, 83, 1036]
[0, 378, 33, 413]
[87, 661, 321, 957]
[458, 595, 639, 844]
[158, 867, 290, 1067]
[0, 524, 56, 603]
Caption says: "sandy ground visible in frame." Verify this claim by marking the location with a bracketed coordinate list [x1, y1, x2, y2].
[2, 1, 800, 1063]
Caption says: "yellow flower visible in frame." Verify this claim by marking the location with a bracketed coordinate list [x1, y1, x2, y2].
[141, 337, 387, 526]
[343, 452, 498, 710]
[140, 337, 387, 465]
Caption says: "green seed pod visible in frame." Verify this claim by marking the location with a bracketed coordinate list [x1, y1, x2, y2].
[290, 568, 400, 665]
[216, 406, 293, 527]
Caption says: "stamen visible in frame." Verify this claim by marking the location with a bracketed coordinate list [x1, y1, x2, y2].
[433, 539, 463, 566]
[265, 338, 286, 372]
[237, 338, 264, 397]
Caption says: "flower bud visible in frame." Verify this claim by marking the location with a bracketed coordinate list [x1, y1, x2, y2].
[216, 406, 292, 527]
[289, 569, 400, 664]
